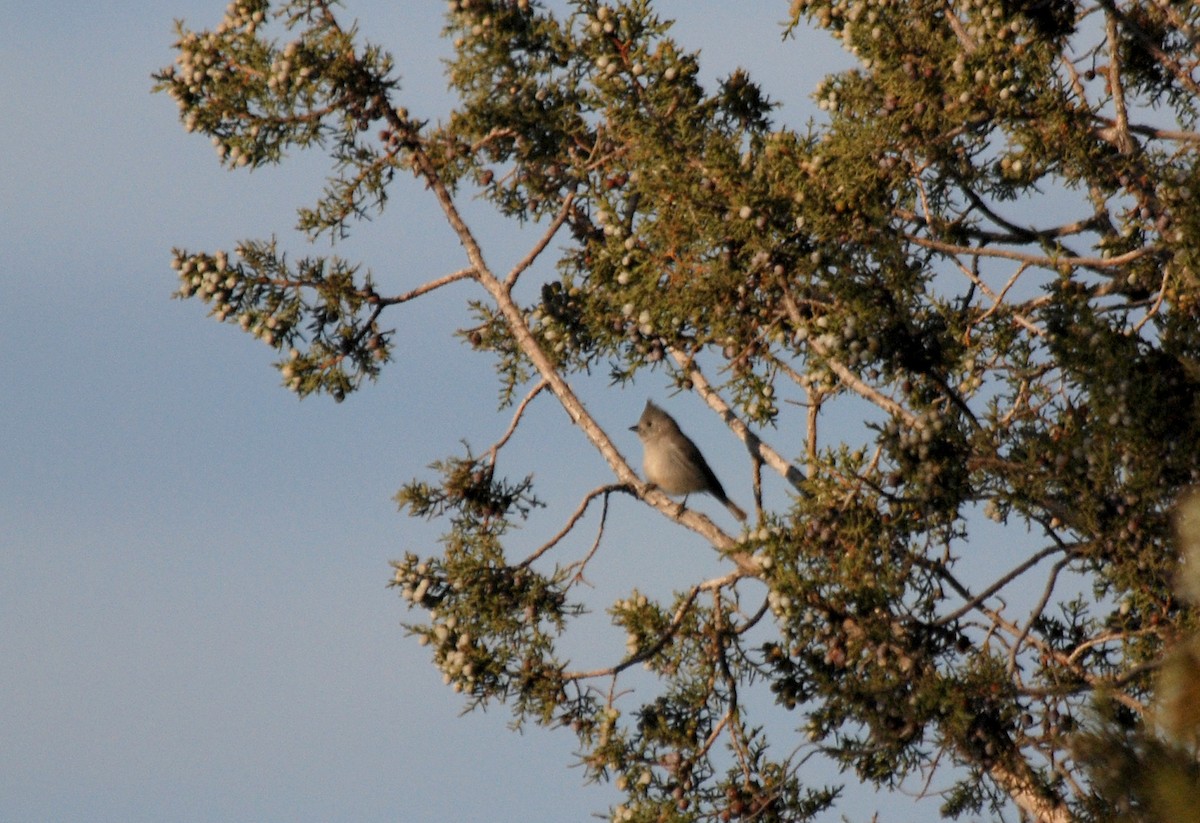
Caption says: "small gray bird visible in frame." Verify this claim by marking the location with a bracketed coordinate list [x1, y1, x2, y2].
[629, 400, 748, 522]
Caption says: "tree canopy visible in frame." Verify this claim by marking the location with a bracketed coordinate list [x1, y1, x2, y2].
[155, 1, 1200, 820]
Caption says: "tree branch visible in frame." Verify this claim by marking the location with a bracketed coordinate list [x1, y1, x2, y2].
[905, 232, 1158, 271]
[561, 570, 744, 681]
[381, 266, 475, 305]
[669, 347, 807, 494]
[388, 114, 746, 558]
[488, 378, 549, 464]
[933, 543, 1069, 626]
[519, 482, 629, 569]
[504, 193, 576, 292]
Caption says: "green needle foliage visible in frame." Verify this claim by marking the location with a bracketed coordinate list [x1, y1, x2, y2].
[155, 1, 1200, 820]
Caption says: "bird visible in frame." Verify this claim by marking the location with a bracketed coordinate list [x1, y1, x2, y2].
[629, 400, 748, 522]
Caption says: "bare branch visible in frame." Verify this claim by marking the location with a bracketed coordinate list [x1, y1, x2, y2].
[974, 261, 1038, 332]
[804, 382, 821, 479]
[518, 483, 628, 568]
[381, 266, 475, 305]
[1100, 0, 1200, 99]
[986, 759, 1072, 823]
[561, 570, 744, 681]
[905, 231, 1159, 271]
[1132, 266, 1172, 335]
[815, 335, 922, 425]
[562, 493, 611, 584]
[488, 378, 549, 464]
[669, 347, 807, 494]
[777, 289, 921, 425]
[504, 193, 576, 292]
[934, 543, 1069, 627]
[1008, 557, 1069, 675]
[1104, 5, 1135, 155]
[943, 1, 977, 53]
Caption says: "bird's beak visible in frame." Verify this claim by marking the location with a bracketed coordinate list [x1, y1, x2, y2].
[628, 425, 638, 432]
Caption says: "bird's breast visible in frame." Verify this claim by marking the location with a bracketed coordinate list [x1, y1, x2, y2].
[644, 438, 707, 494]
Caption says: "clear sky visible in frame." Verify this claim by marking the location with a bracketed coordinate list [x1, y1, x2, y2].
[0, 3, 956, 822]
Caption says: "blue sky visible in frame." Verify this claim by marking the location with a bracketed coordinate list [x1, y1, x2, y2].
[0, 3, 964, 822]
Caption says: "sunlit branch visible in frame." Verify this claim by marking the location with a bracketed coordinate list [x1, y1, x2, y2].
[668, 347, 807, 494]
[504, 192, 576, 292]
[1065, 626, 1162, 667]
[560, 569, 746, 682]
[488, 378, 549, 464]
[519, 482, 628, 568]
[381, 266, 475, 305]
[1103, 6, 1135, 156]
[383, 97, 743, 558]
[931, 555, 1149, 715]
[777, 289, 920, 427]
[804, 386, 821, 481]
[950, 254, 1048, 337]
[975, 261, 1033, 327]
[695, 708, 733, 762]
[562, 585, 704, 682]
[1131, 267, 1171, 335]
[1101, 0, 1200, 98]
[906, 232, 1159, 272]
[943, 0, 977, 53]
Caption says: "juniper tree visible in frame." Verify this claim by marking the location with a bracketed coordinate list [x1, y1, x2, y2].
[155, 1, 1200, 820]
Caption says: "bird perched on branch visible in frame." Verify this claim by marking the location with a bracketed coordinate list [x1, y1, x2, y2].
[630, 400, 747, 522]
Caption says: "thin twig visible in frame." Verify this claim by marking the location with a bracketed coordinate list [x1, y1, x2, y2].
[504, 192, 576, 292]
[778, 289, 920, 425]
[906, 232, 1158, 271]
[562, 585, 703, 682]
[564, 491, 614, 584]
[935, 543, 1069, 626]
[978, 262, 1031, 325]
[519, 483, 629, 568]
[1132, 267, 1171, 335]
[561, 570, 747, 682]
[488, 378, 549, 464]
[1008, 557, 1068, 675]
[379, 267, 475, 305]
[943, 0, 977, 53]
[946, 255, 1045, 338]
[669, 348, 806, 496]
[733, 597, 771, 637]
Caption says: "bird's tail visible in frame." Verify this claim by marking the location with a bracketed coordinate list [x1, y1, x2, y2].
[724, 498, 748, 522]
